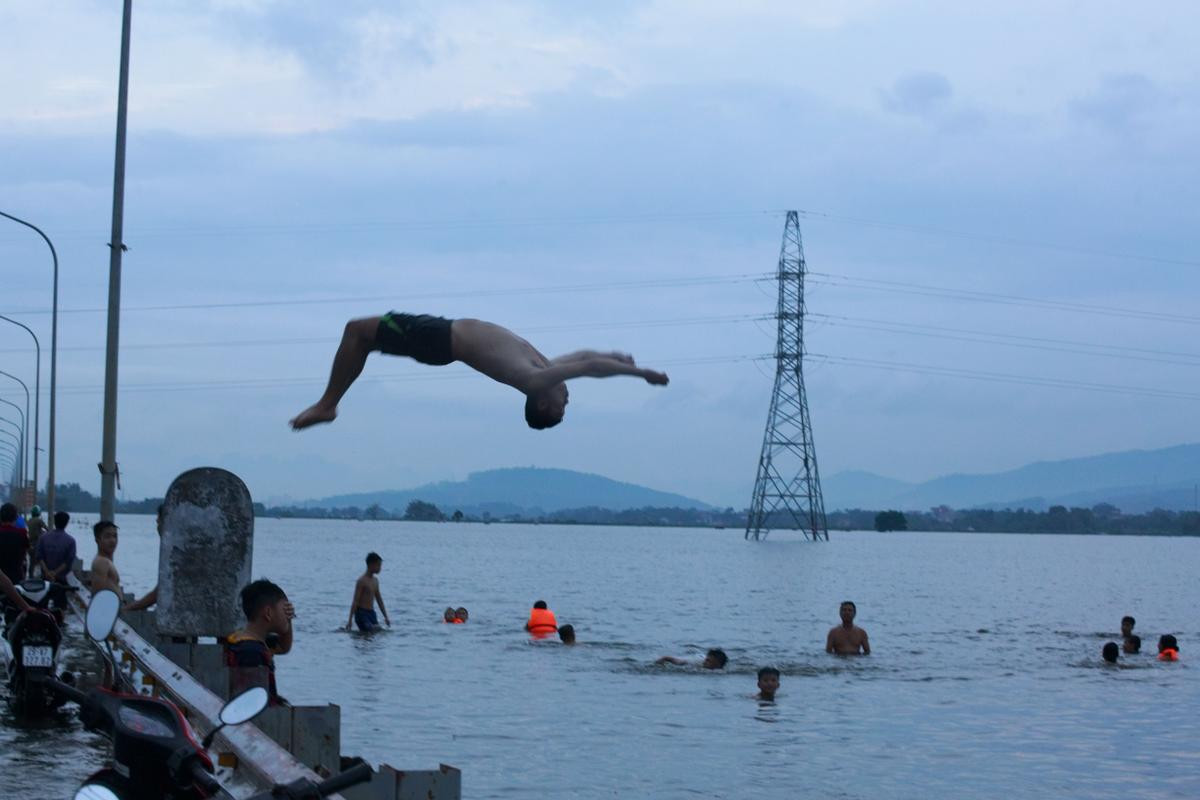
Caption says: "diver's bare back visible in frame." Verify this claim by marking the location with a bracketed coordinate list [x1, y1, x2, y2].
[450, 318, 547, 391]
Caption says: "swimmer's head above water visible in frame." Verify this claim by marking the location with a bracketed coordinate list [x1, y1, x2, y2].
[703, 648, 728, 670]
[1121, 615, 1135, 637]
[559, 624, 575, 645]
[443, 607, 456, 623]
[455, 607, 468, 622]
[840, 601, 857, 625]
[1102, 642, 1120, 663]
[757, 666, 780, 700]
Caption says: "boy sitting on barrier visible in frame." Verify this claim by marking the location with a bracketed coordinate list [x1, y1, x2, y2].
[225, 579, 294, 706]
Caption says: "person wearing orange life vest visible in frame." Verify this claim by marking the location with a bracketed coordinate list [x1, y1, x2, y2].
[454, 607, 469, 623]
[525, 600, 558, 638]
[443, 607, 457, 623]
[1157, 634, 1180, 661]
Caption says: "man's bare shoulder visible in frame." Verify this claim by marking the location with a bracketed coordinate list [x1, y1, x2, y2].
[452, 319, 548, 386]
[92, 555, 112, 571]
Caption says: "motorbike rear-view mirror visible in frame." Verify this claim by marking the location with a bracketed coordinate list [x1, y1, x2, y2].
[85, 590, 120, 642]
[221, 686, 269, 726]
[203, 686, 269, 748]
[74, 785, 122, 800]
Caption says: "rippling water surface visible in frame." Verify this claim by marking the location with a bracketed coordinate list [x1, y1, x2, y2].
[3, 517, 1198, 799]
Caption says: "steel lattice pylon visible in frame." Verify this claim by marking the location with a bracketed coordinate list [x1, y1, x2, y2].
[746, 211, 828, 541]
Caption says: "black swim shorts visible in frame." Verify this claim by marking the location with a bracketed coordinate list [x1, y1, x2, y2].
[375, 312, 455, 365]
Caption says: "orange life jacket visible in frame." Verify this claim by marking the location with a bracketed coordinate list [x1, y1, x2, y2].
[1158, 648, 1179, 661]
[451, 618, 464, 624]
[526, 607, 558, 635]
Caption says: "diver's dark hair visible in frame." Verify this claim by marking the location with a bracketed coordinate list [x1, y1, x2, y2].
[707, 648, 728, 668]
[757, 666, 780, 680]
[93, 520, 117, 540]
[533, 600, 548, 609]
[1158, 634, 1179, 652]
[559, 624, 575, 643]
[54, 511, 70, 529]
[366, 552, 382, 564]
[1125, 634, 1141, 653]
[240, 579, 287, 621]
[1122, 615, 1135, 627]
[0, 502, 16, 523]
[524, 395, 562, 430]
[1102, 642, 1120, 663]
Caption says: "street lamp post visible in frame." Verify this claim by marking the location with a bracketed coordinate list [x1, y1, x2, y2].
[0, 316, 38, 504]
[0, 211, 59, 513]
[0, 419, 23, 476]
[0, 397, 26, 488]
[0, 371, 31, 494]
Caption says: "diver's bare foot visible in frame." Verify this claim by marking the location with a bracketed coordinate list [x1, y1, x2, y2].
[289, 404, 337, 430]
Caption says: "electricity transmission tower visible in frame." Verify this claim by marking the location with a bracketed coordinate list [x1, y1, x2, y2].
[746, 211, 828, 541]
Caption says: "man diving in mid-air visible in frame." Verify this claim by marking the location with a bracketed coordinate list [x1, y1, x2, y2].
[289, 312, 670, 431]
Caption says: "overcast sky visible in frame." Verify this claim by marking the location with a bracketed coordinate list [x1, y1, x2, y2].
[1, 1, 1198, 507]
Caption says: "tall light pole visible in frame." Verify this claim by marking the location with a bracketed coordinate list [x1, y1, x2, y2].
[0, 314, 39, 503]
[0, 211, 59, 513]
[0, 372, 31, 494]
[101, 0, 133, 521]
[0, 397, 26, 488]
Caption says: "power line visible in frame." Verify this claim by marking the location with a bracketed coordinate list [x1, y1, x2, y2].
[0, 273, 768, 317]
[809, 313, 1200, 368]
[0, 313, 769, 355]
[794, 208, 1200, 268]
[0, 209, 779, 244]
[48, 353, 771, 396]
[809, 353, 1200, 402]
[808, 272, 1200, 326]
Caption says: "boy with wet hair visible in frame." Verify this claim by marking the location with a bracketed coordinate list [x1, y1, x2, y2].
[757, 666, 781, 700]
[346, 552, 390, 632]
[558, 624, 576, 645]
[1101, 642, 1120, 664]
[90, 521, 121, 595]
[454, 607, 469, 623]
[225, 579, 295, 705]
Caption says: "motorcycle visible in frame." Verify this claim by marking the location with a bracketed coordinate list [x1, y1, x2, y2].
[2, 577, 76, 714]
[48, 590, 374, 800]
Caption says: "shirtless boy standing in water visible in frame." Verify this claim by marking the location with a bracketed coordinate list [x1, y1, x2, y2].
[826, 600, 870, 655]
[90, 521, 121, 595]
[290, 313, 669, 431]
[346, 552, 390, 633]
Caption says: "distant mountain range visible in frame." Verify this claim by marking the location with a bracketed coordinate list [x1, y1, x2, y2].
[305, 467, 713, 516]
[823, 443, 1200, 513]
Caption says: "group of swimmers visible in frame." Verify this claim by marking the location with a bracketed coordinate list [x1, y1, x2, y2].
[1101, 615, 1181, 664]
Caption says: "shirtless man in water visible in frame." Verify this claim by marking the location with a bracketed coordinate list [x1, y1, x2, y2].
[346, 552, 390, 632]
[826, 600, 870, 655]
[90, 520, 122, 595]
[290, 313, 669, 431]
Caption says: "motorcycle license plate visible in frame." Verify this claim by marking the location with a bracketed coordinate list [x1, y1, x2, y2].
[22, 646, 53, 668]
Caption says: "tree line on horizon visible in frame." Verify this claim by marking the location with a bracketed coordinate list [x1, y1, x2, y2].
[42, 483, 1200, 535]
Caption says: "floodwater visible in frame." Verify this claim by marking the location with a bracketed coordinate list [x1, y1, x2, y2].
[3, 518, 1198, 799]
